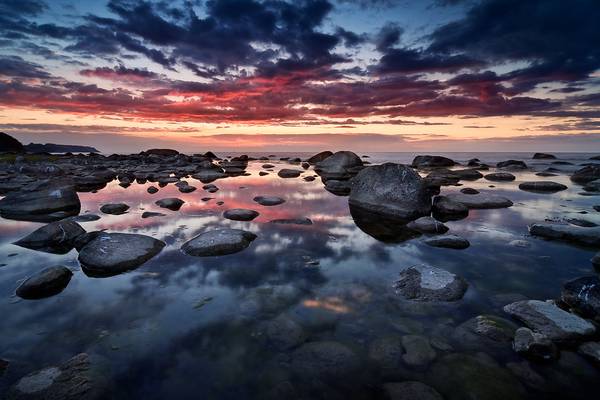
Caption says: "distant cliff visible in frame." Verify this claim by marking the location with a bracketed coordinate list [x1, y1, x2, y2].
[24, 143, 99, 153]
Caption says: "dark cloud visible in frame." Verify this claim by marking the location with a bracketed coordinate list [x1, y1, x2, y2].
[377, 48, 483, 73]
[0, 56, 50, 79]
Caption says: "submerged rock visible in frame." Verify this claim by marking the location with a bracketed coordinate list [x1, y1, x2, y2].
[291, 341, 360, 381]
[0, 183, 81, 222]
[406, 216, 448, 234]
[454, 315, 518, 350]
[270, 218, 313, 225]
[497, 160, 528, 169]
[349, 163, 432, 220]
[401, 335, 437, 367]
[314, 151, 363, 180]
[78, 233, 165, 277]
[255, 314, 306, 350]
[253, 196, 285, 206]
[99, 203, 129, 215]
[484, 172, 515, 181]
[181, 229, 257, 256]
[5, 353, 108, 400]
[446, 193, 513, 209]
[518, 181, 567, 193]
[155, 197, 185, 211]
[503, 300, 595, 342]
[561, 276, 600, 320]
[223, 208, 259, 221]
[382, 382, 443, 400]
[513, 327, 558, 361]
[368, 336, 404, 370]
[423, 234, 470, 249]
[324, 179, 352, 196]
[432, 196, 469, 220]
[412, 155, 455, 168]
[16, 266, 73, 299]
[14, 220, 85, 254]
[528, 223, 600, 246]
[393, 265, 468, 302]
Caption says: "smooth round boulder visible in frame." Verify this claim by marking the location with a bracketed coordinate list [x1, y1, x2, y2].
[181, 229, 257, 256]
[484, 172, 515, 182]
[412, 155, 455, 168]
[253, 196, 285, 206]
[497, 160, 527, 169]
[223, 208, 259, 221]
[432, 196, 469, 220]
[460, 187, 479, 194]
[14, 220, 85, 254]
[393, 264, 468, 301]
[155, 197, 185, 211]
[78, 233, 165, 277]
[99, 203, 129, 215]
[423, 234, 470, 249]
[307, 151, 333, 164]
[0, 183, 81, 222]
[314, 151, 363, 180]
[518, 181, 567, 193]
[349, 163, 432, 220]
[16, 266, 73, 299]
[324, 179, 352, 196]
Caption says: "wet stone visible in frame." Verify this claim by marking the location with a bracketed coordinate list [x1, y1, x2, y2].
[393, 264, 468, 302]
[155, 198, 185, 211]
[561, 276, 600, 320]
[223, 208, 260, 221]
[182, 229, 257, 256]
[253, 196, 285, 206]
[14, 220, 86, 254]
[382, 382, 443, 400]
[401, 335, 436, 367]
[16, 266, 73, 299]
[406, 216, 448, 234]
[99, 203, 129, 215]
[423, 234, 470, 249]
[512, 327, 558, 361]
[291, 341, 360, 382]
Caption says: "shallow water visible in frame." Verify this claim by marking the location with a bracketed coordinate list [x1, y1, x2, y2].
[1, 152, 599, 399]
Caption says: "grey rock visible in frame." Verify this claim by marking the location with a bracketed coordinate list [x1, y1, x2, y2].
[513, 327, 558, 361]
[406, 216, 448, 234]
[182, 229, 257, 256]
[453, 169, 483, 180]
[349, 163, 432, 220]
[528, 223, 600, 246]
[497, 160, 528, 169]
[155, 197, 185, 211]
[382, 382, 443, 400]
[314, 151, 363, 180]
[14, 220, 85, 254]
[307, 151, 333, 164]
[401, 335, 436, 367]
[278, 169, 303, 178]
[191, 170, 227, 183]
[324, 179, 352, 195]
[583, 179, 600, 192]
[178, 184, 196, 193]
[503, 300, 595, 342]
[270, 218, 313, 225]
[253, 196, 285, 206]
[423, 234, 470, 249]
[460, 187, 479, 194]
[578, 341, 600, 365]
[432, 195, 469, 220]
[291, 341, 360, 381]
[0, 183, 81, 222]
[99, 203, 129, 215]
[446, 193, 513, 209]
[223, 208, 260, 221]
[70, 214, 100, 222]
[393, 264, 468, 302]
[454, 315, 518, 348]
[141, 211, 165, 218]
[518, 181, 567, 193]
[78, 233, 165, 277]
[16, 266, 73, 299]
[368, 336, 404, 370]
[147, 186, 158, 194]
[571, 165, 600, 184]
[484, 172, 516, 181]
[533, 153, 556, 159]
[412, 155, 455, 168]
[561, 276, 600, 320]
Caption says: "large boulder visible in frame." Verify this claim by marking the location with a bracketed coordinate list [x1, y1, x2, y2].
[314, 151, 363, 180]
[571, 165, 600, 184]
[349, 163, 432, 220]
[14, 220, 85, 254]
[16, 266, 73, 299]
[411, 155, 455, 168]
[503, 300, 596, 342]
[0, 182, 81, 222]
[528, 223, 600, 247]
[78, 233, 165, 277]
[561, 276, 600, 320]
[393, 264, 468, 301]
[446, 193, 513, 209]
[0, 132, 24, 152]
[181, 229, 257, 256]
[307, 150, 333, 164]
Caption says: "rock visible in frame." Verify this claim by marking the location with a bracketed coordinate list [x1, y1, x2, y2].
[16, 266, 73, 299]
[99, 203, 129, 215]
[181, 229, 257, 256]
[178, 184, 196, 193]
[453, 169, 483, 180]
[191, 169, 227, 183]
[307, 150, 333, 164]
[533, 153, 557, 159]
[349, 205, 422, 243]
[401, 335, 436, 367]
[583, 179, 600, 192]
[503, 300, 595, 342]
[70, 214, 100, 222]
[571, 165, 600, 184]
[255, 315, 306, 350]
[0, 183, 81, 222]
[432, 196, 469, 220]
[368, 336, 404, 370]
[528, 223, 600, 246]
[262, 164, 275, 169]
[454, 315, 518, 349]
[291, 341, 360, 381]
[423, 234, 470, 249]
[518, 181, 567, 193]
[406, 216, 448, 234]
[561, 276, 600, 320]
[5, 353, 108, 400]
[223, 208, 260, 221]
[382, 382, 443, 400]
[425, 169, 460, 186]
[0, 358, 7, 376]
[324, 179, 352, 195]
[278, 169, 303, 178]
[505, 361, 548, 392]
[253, 196, 285, 206]
[147, 186, 158, 194]
[460, 187, 479, 194]
[513, 327, 558, 361]
[14, 220, 85, 254]
[141, 211, 165, 218]
[497, 160, 528, 169]
[429, 353, 525, 400]
[144, 148, 179, 156]
[592, 252, 600, 268]
[446, 193, 513, 209]
[303, 176, 315, 182]
[270, 218, 313, 225]
[258, 171, 268, 176]
[578, 342, 600, 365]
[349, 163, 432, 220]
[155, 197, 185, 211]
[484, 172, 515, 181]
[203, 183, 219, 193]
[301, 162, 310, 169]
[412, 155, 455, 168]
[314, 151, 363, 180]
[536, 171, 558, 177]
[78, 233, 165, 277]
[393, 264, 468, 302]
[509, 239, 531, 248]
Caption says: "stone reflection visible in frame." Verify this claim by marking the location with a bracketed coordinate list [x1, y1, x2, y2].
[349, 204, 421, 243]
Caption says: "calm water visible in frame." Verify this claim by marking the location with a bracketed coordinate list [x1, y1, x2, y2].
[1, 152, 599, 399]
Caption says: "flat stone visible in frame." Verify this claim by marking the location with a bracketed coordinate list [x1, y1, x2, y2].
[0, 183, 81, 222]
[513, 327, 558, 361]
[155, 197, 185, 211]
[518, 181, 567, 193]
[528, 223, 600, 246]
[484, 172, 515, 181]
[16, 266, 73, 299]
[78, 233, 165, 277]
[253, 196, 285, 206]
[423, 234, 470, 249]
[14, 220, 85, 254]
[70, 214, 100, 222]
[503, 300, 595, 342]
[99, 203, 129, 215]
[406, 216, 448, 234]
[223, 208, 259, 221]
[446, 193, 513, 209]
[497, 160, 528, 169]
[141, 211, 165, 218]
[181, 229, 257, 256]
[393, 264, 468, 302]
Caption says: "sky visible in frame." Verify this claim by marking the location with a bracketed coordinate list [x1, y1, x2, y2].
[0, 0, 599, 153]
